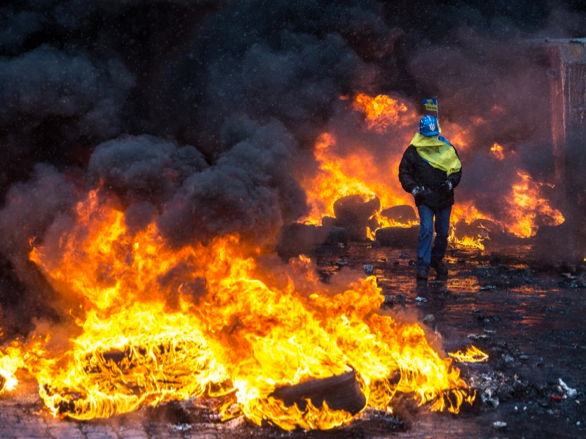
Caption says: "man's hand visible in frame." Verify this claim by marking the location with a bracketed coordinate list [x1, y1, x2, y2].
[439, 180, 453, 192]
[411, 186, 425, 202]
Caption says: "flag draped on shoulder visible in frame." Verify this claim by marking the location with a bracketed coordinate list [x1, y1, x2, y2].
[410, 132, 461, 176]
[422, 98, 438, 112]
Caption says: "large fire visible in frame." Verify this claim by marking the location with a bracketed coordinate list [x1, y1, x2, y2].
[0, 188, 477, 429]
[300, 93, 564, 247]
[300, 132, 410, 226]
[0, 92, 562, 430]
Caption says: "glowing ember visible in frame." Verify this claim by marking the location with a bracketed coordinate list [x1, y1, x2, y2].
[491, 142, 505, 160]
[448, 346, 489, 363]
[0, 188, 477, 429]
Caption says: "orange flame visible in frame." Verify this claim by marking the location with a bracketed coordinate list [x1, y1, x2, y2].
[352, 93, 412, 132]
[0, 343, 25, 392]
[0, 92, 566, 428]
[299, 93, 421, 235]
[303, 93, 489, 244]
[491, 143, 505, 160]
[449, 231, 486, 251]
[506, 171, 564, 238]
[449, 203, 494, 250]
[299, 93, 564, 248]
[448, 346, 489, 363]
[0, 188, 477, 428]
[299, 131, 413, 234]
[300, 133, 388, 225]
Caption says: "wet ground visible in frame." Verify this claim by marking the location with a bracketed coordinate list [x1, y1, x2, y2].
[314, 243, 586, 439]
[1, 243, 585, 438]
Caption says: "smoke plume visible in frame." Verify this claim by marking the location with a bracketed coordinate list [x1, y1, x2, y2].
[1, 0, 586, 332]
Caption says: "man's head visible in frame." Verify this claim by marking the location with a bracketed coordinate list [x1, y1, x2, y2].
[419, 115, 440, 136]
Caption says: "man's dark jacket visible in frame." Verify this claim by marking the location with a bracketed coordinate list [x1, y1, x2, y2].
[398, 144, 462, 209]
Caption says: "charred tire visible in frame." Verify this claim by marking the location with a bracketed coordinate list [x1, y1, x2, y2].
[271, 370, 366, 415]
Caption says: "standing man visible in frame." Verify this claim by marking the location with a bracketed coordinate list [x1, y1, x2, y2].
[398, 115, 462, 280]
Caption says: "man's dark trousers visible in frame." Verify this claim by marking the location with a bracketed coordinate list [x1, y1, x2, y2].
[416, 205, 452, 270]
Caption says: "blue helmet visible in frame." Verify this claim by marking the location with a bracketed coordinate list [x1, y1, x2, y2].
[419, 115, 440, 136]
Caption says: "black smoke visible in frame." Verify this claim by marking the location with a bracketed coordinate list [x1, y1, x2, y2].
[1, 0, 586, 334]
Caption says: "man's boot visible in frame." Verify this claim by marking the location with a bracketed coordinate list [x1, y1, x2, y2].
[416, 267, 429, 280]
[430, 258, 448, 275]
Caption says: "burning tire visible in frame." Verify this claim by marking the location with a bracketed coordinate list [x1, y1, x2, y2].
[380, 205, 417, 224]
[334, 195, 380, 241]
[270, 370, 366, 415]
[375, 226, 419, 247]
[277, 223, 331, 258]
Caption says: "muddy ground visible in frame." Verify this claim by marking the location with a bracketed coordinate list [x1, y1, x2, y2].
[0, 242, 585, 439]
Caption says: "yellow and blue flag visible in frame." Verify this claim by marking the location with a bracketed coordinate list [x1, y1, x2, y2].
[423, 98, 438, 112]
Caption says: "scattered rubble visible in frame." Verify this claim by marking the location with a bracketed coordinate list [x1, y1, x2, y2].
[558, 378, 577, 398]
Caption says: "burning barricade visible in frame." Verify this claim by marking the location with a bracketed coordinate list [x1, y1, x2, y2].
[0, 187, 483, 430]
[290, 93, 565, 255]
[0, 92, 571, 432]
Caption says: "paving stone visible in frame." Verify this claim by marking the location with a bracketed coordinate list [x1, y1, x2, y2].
[47, 426, 85, 439]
